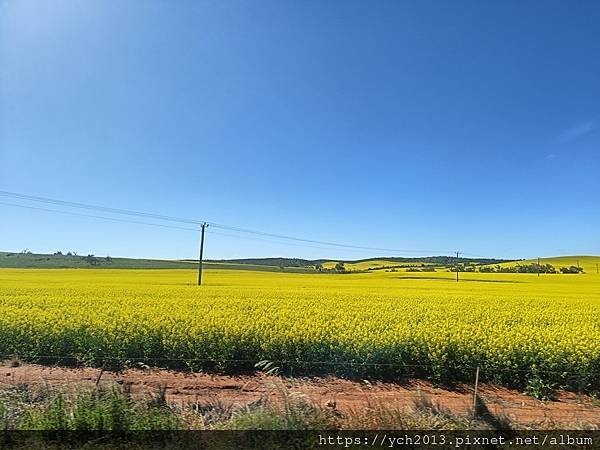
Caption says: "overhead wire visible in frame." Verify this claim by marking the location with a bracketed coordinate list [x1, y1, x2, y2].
[0, 190, 456, 255]
[0, 200, 437, 256]
[205, 229, 411, 255]
[0, 201, 200, 233]
[1, 200, 402, 255]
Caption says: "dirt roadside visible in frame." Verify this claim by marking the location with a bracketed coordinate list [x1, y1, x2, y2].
[2, 364, 598, 428]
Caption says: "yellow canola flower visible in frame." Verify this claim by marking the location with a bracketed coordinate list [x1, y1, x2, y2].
[0, 267, 598, 389]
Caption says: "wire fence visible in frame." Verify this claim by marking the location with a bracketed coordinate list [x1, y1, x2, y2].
[0, 354, 593, 375]
[1, 354, 598, 397]
[1, 355, 599, 420]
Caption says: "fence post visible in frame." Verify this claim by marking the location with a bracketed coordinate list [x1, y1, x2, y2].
[472, 366, 480, 419]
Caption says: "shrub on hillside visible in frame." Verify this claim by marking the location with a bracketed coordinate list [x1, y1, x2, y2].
[560, 266, 584, 274]
[334, 262, 346, 273]
[480, 263, 557, 274]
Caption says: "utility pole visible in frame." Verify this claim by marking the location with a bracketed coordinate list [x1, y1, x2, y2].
[537, 257, 540, 277]
[197, 223, 208, 286]
[456, 251, 461, 282]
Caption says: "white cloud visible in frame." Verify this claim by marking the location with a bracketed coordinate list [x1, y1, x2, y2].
[556, 119, 600, 144]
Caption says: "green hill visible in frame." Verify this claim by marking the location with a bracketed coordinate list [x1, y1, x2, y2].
[6, 250, 585, 274]
[209, 255, 511, 270]
[0, 251, 195, 269]
[490, 256, 600, 274]
[322, 256, 512, 271]
[0, 251, 314, 272]
[321, 259, 432, 271]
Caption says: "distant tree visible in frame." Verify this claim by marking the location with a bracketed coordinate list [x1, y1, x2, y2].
[540, 264, 557, 274]
[484, 263, 557, 274]
[53, 251, 63, 256]
[335, 262, 346, 273]
[452, 263, 466, 272]
[66, 252, 73, 256]
[84, 254, 99, 266]
[314, 263, 323, 272]
[560, 266, 584, 274]
[105, 255, 113, 263]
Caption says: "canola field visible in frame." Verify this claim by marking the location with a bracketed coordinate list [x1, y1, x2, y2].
[1, 266, 599, 390]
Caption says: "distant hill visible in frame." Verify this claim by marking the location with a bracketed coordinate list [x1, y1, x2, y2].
[0, 251, 196, 269]
[208, 256, 513, 268]
[0, 251, 313, 272]
[322, 259, 436, 271]
[348, 256, 511, 266]
[487, 256, 600, 274]
[1, 251, 514, 271]
[205, 257, 327, 267]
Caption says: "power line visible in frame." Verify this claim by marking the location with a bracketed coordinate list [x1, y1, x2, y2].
[212, 223, 451, 254]
[0, 191, 204, 225]
[0, 200, 457, 259]
[0, 200, 440, 256]
[0, 200, 383, 253]
[0, 201, 200, 232]
[0, 190, 455, 255]
[2, 190, 576, 261]
[206, 229, 406, 255]
[0, 193, 533, 262]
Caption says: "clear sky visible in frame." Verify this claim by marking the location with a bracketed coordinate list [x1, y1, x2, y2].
[1, 0, 599, 260]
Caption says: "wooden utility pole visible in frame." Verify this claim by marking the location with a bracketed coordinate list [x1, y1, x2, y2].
[197, 223, 208, 286]
[456, 251, 460, 282]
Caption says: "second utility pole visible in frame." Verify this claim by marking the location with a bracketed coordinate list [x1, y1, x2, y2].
[456, 251, 461, 282]
[198, 223, 208, 286]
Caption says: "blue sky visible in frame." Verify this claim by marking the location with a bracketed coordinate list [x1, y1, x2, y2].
[1, 0, 599, 260]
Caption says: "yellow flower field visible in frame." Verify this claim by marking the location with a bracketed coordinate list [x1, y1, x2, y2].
[1, 268, 599, 390]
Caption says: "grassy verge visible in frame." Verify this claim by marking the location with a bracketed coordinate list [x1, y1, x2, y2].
[0, 385, 182, 431]
[0, 382, 489, 431]
[2, 381, 595, 432]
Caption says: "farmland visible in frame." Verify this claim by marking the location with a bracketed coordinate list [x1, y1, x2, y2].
[485, 255, 599, 274]
[0, 251, 314, 272]
[1, 261, 599, 393]
[320, 259, 435, 271]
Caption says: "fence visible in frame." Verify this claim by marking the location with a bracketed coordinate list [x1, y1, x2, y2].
[1, 354, 599, 428]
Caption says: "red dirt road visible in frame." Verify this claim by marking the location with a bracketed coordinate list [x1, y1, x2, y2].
[2, 364, 598, 428]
